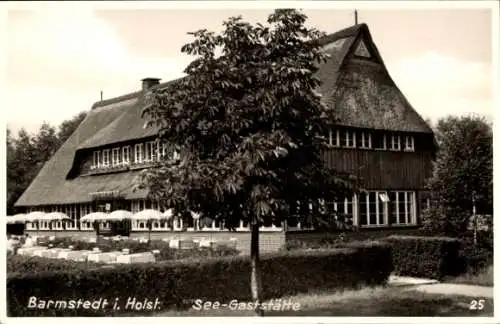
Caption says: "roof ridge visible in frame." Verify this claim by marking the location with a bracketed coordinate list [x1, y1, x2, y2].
[91, 77, 185, 110]
[90, 25, 366, 111]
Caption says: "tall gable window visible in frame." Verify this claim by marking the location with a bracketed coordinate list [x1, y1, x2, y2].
[135, 144, 143, 163]
[354, 39, 371, 58]
[404, 135, 415, 151]
[102, 149, 110, 167]
[122, 146, 130, 165]
[92, 151, 100, 169]
[112, 148, 121, 166]
[390, 135, 401, 151]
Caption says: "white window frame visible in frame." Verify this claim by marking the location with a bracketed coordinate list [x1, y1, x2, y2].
[134, 144, 143, 163]
[359, 132, 372, 149]
[112, 148, 121, 166]
[329, 129, 340, 147]
[391, 191, 417, 226]
[374, 133, 387, 151]
[102, 149, 110, 167]
[345, 131, 356, 148]
[144, 141, 156, 162]
[391, 135, 401, 151]
[122, 146, 130, 165]
[359, 191, 389, 227]
[92, 151, 100, 169]
[404, 135, 415, 152]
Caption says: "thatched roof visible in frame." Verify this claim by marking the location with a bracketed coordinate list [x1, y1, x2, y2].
[15, 23, 433, 207]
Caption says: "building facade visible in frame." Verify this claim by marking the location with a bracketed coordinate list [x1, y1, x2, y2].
[14, 23, 435, 248]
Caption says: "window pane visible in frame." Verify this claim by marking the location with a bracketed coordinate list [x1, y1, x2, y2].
[373, 133, 385, 149]
[389, 191, 397, 224]
[339, 130, 347, 147]
[368, 192, 377, 225]
[378, 193, 385, 225]
[398, 192, 406, 223]
[359, 193, 367, 225]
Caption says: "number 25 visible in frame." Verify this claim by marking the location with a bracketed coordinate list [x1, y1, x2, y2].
[470, 299, 485, 310]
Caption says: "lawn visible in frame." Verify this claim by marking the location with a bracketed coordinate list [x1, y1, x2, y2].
[146, 286, 493, 317]
[443, 265, 493, 287]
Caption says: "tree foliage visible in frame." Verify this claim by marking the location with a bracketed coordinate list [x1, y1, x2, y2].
[7, 112, 87, 215]
[137, 9, 357, 227]
[422, 115, 492, 236]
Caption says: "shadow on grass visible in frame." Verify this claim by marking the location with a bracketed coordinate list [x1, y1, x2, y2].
[149, 288, 494, 317]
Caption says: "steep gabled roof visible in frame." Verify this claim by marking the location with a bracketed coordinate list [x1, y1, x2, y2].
[15, 23, 433, 207]
[316, 23, 433, 133]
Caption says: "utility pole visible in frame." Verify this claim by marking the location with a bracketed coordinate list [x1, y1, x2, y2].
[354, 10, 358, 25]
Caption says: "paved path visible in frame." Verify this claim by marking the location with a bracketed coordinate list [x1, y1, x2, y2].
[388, 275, 493, 298]
[407, 283, 493, 298]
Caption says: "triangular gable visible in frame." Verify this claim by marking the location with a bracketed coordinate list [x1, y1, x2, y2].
[354, 39, 371, 58]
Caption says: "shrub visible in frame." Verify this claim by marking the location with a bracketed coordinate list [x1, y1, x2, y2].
[7, 255, 100, 275]
[7, 242, 393, 316]
[459, 243, 493, 274]
[383, 235, 462, 280]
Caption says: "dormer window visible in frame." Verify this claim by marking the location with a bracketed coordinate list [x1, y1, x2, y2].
[144, 141, 156, 162]
[92, 151, 100, 169]
[135, 144, 143, 163]
[102, 149, 110, 167]
[122, 146, 130, 165]
[112, 148, 121, 166]
[404, 135, 415, 152]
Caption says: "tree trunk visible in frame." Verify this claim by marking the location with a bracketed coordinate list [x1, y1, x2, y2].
[250, 223, 264, 316]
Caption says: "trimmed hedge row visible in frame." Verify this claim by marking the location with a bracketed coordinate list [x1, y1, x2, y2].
[7, 255, 101, 275]
[383, 235, 462, 280]
[7, 241, 393, 316]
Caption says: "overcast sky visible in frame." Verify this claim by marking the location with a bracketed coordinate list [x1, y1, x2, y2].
[4, 2, 496, 136]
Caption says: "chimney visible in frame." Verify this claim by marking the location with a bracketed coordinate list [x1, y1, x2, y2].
[141, 77, 161, 91]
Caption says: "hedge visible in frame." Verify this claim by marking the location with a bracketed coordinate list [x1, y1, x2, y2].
[7, 241, 393, 316]
[383, 235, 461, 280]
[7, 255, 101, 275]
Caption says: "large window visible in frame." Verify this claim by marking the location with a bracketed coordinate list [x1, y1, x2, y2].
[359, 191, 389, 226]
[389, 191, 416, 225]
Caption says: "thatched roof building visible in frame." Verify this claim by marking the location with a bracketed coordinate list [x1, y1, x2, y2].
[15, 23, 433, 209]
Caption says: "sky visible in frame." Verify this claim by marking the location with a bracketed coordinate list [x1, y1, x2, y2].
[3, 2, 496, 136]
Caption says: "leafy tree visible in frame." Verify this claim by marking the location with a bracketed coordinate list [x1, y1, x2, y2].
[7, 113, 87, 215]
[7, 128, 37, 215]
[33, 122, 59, 168]
[137, 9, 356, 314]
[422, 115, 492, 238]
